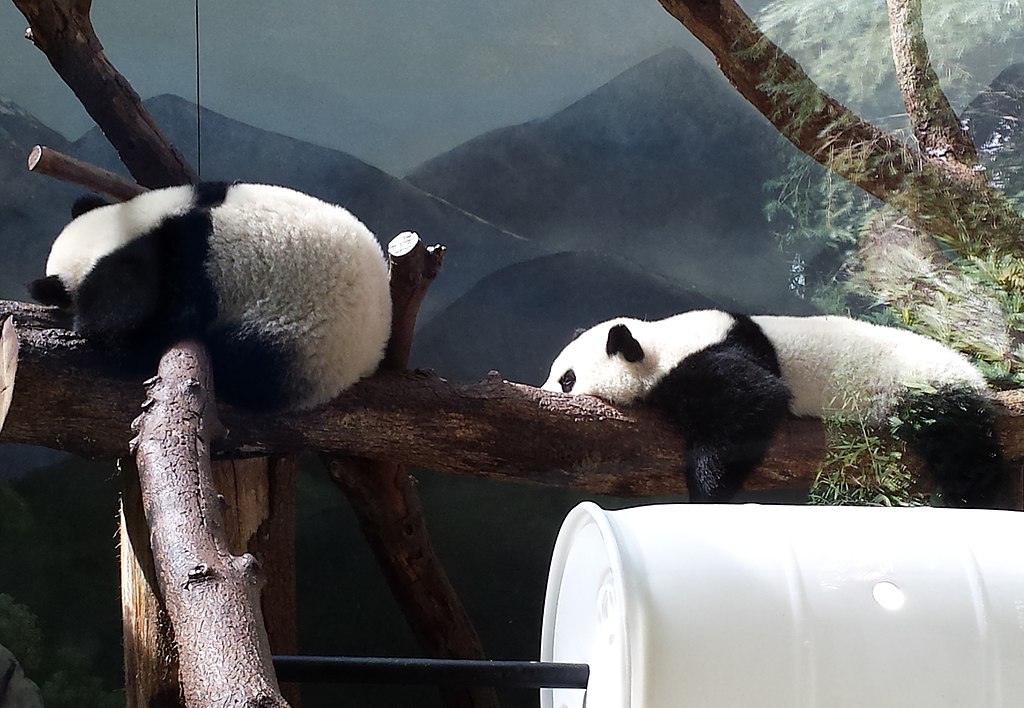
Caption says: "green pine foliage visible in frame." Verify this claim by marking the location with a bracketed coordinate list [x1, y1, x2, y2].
[758, 0, 1024, 113]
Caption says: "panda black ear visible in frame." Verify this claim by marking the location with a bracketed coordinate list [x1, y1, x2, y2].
[606, 324, 644, 363]
[71, 194, 111, 218]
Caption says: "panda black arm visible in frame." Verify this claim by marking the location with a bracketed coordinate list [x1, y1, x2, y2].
[74, 236, 164, 339]
[27, 275, 72, 309]
[72, 208, 218, 353]
[644, 346, 792, 502]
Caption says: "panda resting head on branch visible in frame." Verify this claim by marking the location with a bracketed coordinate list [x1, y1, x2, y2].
[543, 310, 1005, 507]
[29, 182, 392, 414]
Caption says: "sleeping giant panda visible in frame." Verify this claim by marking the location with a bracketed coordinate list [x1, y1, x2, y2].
[541, 310, 1003, 506]
[28, 182, 392, 413]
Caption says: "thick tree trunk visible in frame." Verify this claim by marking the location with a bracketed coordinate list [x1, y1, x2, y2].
[120, 460, 181, 708]
[131, 339, 288, 707]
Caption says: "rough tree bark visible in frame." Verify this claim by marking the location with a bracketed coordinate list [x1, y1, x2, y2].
[885, 0, 979, 167]
[130, 340, 288, 707]
[3, 298, 1023, 509]
[655, 0, 1024, 256]
[327, 234, 501, 708]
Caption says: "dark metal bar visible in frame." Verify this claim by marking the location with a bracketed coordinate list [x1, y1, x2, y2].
[272, 656, 590, 689]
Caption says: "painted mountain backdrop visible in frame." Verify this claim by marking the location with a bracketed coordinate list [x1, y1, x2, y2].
[406, 48, 802, 311]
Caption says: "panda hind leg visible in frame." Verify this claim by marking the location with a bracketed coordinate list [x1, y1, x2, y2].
[645, 347, 792, 502]
[894, 386, 1005, 508]
[206, 325, 310, 413]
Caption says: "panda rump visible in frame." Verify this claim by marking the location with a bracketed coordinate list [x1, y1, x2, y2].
[542, 310, 1003, 507]
[29, 182, 392, 413]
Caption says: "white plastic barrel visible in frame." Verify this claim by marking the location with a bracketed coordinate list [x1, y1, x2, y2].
[541, 502, 1024, 708]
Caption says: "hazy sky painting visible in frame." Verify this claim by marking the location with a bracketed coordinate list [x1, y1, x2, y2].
[0, 0, 705, 172]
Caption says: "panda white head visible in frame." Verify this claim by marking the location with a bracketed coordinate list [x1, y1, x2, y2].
[541, 318, 657, 405]
[31, 187, 194, 308]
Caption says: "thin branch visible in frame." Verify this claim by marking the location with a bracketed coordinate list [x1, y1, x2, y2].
[885, 0, 978, 166]
[28, 145, 147, 201]
[327, 234, 499, 708]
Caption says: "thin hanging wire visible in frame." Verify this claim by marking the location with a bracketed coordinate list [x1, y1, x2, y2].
[194, 0, 202, 177]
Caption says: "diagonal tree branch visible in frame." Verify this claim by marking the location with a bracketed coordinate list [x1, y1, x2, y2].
[655, 0, 1024, 256]
[12, 0, 195, 188]
[327, 235, 500, 708]
[885, 0, 978, 167]
[130, 340, 288, 707]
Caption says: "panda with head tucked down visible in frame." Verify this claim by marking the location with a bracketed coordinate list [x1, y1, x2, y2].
[542, 310, 1004, 506]
[29, 182, 392, 413]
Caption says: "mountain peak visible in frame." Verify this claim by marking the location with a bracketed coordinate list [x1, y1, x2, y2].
[0, 96, 34, 121]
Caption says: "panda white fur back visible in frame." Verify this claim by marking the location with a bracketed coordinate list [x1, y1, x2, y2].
[205, 184, 391, 406]
[542, 309, 1002, 506]
[31, 182, 391, 413]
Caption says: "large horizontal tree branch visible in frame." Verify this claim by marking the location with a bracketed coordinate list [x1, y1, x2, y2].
[4, 299, 1023, 501]
[655, 0, 1024, 256]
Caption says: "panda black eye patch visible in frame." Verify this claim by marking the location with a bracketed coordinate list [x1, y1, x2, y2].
[559, 370, 576, 393]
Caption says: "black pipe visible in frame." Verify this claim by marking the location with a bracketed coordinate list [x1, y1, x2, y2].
[272, 656, 590, 689]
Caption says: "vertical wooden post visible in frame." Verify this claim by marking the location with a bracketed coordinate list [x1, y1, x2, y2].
[120, 459, 180, 708]
[212, 457, 300, 706]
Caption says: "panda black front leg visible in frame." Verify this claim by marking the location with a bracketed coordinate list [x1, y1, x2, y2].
[644, 347, 792, 502]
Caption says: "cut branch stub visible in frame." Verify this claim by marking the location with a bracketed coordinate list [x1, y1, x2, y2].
[384, 232, 446, 369]
[28, 145, 147, 202]
[0, 317, 19, 436]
